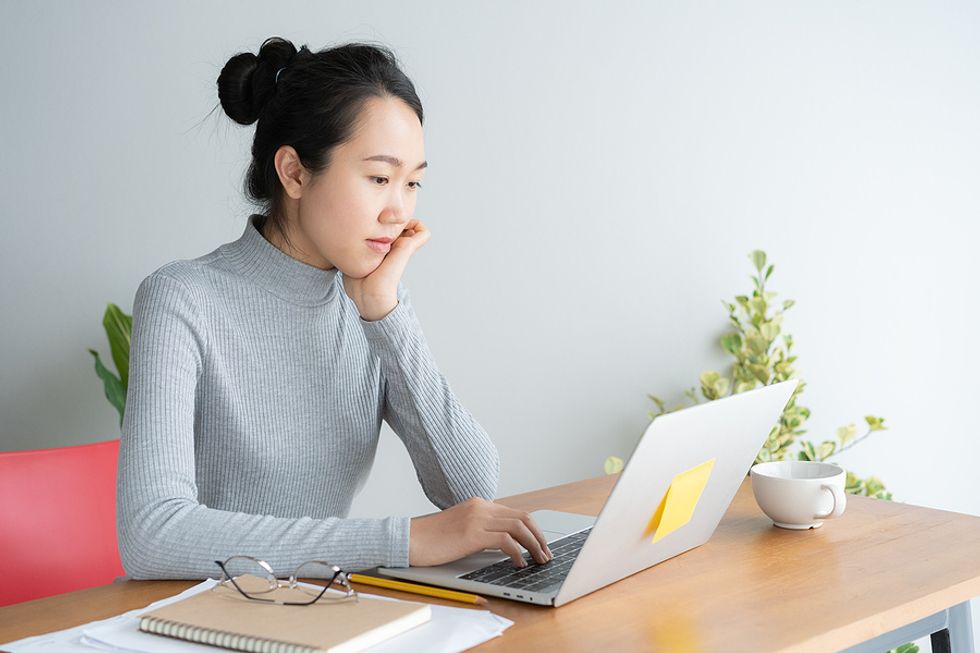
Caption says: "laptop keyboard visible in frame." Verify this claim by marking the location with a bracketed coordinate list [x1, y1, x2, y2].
[458, 527, 592, 593]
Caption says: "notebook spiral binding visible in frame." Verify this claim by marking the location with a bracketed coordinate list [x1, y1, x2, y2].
[139, 615, 321, 653]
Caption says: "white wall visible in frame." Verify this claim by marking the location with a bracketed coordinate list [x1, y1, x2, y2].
[2, 1, 977, 645]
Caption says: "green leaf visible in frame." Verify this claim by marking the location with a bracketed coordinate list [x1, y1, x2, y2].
[700, 371, 725, 400]
[604, 456, 624, 475]
[865, 476, 886, 496]
[103, 303, 132, 389]
[713, 376, 730, 398]
[746, 331, 769, 356]
[647, 394, 667, 415]
[748, 363, 771, 384]
[751, 250, 767, 273]
[816, 440, 836, 460]
[837, 423, 859, 446]
[864, 415, 887, 431]
[760, 321, 780, 343]
[720, 332, 743, 356]
[764, 264, 774, 281]
[782, 299, 795, 311]
[799, 440, 816, 461]
[88, 349, 127, 428]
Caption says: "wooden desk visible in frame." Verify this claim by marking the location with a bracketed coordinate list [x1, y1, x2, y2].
[2, 475, 979, 652]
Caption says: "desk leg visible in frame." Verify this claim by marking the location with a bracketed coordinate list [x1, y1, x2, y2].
[837, 600, 975, 653]
[931, 601, 975, 653]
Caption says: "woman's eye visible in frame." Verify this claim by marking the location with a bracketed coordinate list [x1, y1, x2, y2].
[371, 176, 421, 190]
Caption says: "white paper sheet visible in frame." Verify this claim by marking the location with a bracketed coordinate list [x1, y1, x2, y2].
[2, 579, 513, 653]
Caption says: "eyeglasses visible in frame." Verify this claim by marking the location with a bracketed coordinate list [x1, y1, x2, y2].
[212, 555, 359, 606]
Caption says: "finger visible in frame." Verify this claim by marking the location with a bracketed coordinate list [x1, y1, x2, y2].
[489, 532, 527, 568]
[392, 218, 428, 251]
[493, 505, 553, 559]
[401, 219, 427, 241]
[403, 217, 422, 231]
[398, 232, 427, 249]
[491, 518, 549, 564]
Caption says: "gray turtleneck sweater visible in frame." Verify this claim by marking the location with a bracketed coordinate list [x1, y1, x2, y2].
[116, 214, 499, 579]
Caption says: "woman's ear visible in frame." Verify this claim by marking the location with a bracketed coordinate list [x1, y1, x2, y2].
[274, 145, 309, 200]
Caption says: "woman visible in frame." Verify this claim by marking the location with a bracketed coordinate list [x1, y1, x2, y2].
[116, 36, 552, 580]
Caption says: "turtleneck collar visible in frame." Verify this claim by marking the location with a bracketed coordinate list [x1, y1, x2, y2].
[218, 214, 341, 306]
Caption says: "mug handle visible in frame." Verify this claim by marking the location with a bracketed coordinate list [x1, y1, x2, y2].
[815, 483, 847, 519]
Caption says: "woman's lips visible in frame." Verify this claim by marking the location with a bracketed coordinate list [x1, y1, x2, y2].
[367, 239, 392, 253]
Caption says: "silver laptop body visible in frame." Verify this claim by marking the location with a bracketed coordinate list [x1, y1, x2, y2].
[377, 379, 799, 607]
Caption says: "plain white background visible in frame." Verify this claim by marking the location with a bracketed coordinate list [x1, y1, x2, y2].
[1, 1, 977, 646]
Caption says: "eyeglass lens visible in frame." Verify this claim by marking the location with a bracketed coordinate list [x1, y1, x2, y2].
[218, 557, 350, 603]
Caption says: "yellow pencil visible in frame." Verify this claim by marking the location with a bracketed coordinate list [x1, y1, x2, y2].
[348, 573, 488, 605]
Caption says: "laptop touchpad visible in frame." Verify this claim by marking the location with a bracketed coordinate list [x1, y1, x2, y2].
[531, 510, 597, 541]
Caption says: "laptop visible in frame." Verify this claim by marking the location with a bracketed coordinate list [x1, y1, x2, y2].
[376, 378, 799, 607]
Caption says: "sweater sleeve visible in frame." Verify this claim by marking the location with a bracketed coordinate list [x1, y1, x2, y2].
[117, 272, 411, 580]
[358, 282, 500, 509]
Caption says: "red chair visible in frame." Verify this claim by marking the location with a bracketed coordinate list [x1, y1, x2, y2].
[0, 439, 125, 606]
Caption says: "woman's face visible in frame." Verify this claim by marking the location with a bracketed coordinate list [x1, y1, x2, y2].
[279, 95, 427, 278]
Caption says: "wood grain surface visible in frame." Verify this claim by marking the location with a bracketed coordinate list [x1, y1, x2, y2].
[2, 474, 979, 652]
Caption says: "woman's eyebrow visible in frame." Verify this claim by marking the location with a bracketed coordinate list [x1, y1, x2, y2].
[362, 154, 428, 171]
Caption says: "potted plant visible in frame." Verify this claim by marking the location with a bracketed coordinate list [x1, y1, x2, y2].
[605, 250, 912, 653]
[605, 249, 892, 497]
[88, 303, 131, 428]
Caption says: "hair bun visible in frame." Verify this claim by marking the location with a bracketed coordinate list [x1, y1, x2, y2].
[217, 36, 298, 126]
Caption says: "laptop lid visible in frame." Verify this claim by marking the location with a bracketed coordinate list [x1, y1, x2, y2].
[553, 379, 799, 606]
[377, 379, 798, 606]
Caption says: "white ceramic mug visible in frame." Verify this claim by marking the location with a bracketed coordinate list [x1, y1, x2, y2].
[750, 461, 847, 529]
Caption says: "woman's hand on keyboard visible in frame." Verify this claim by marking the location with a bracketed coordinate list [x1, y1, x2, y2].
[409, 497, 554, 568]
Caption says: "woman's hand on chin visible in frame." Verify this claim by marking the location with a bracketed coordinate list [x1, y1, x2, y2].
[343, 218, 430, 321]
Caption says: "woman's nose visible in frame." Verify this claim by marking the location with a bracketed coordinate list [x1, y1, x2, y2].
[380, 196, 411, 225]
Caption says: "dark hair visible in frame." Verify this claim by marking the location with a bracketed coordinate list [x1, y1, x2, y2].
[216, 36, 424, 249]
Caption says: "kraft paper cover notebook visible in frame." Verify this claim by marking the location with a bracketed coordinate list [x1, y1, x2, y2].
[137, 576, 432, 653]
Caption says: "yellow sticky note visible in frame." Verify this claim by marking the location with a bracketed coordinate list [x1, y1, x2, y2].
[645, 458, 716, 543]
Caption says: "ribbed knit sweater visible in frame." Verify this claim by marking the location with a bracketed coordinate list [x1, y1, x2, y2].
[116, 214, 499, 579]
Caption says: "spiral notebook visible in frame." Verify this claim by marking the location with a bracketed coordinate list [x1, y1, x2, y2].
[137, 576, 432, 653]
